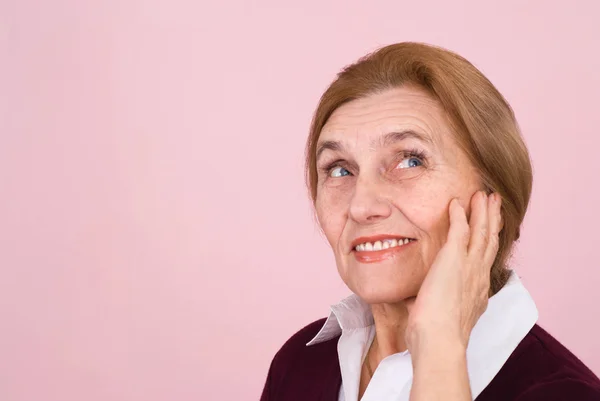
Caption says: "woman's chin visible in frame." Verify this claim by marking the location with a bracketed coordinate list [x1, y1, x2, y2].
[338, 259, 426, 304]
[350, 279, 421, 305]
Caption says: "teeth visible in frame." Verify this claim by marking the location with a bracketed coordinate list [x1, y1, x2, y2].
[355, 238, 413, 252]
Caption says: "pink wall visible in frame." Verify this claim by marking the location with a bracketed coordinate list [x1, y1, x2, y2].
[1, 1, 599, 400]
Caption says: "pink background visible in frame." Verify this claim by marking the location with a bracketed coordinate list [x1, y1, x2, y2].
[1, 1, 599, 400]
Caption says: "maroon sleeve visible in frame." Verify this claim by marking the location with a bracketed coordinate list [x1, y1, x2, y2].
[514, 379, 600, 401]
[257, 318, 333, 401]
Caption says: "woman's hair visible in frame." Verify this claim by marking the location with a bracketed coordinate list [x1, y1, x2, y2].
[305, 42, 533, 295]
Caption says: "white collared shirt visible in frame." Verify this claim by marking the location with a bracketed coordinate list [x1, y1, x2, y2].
[305, 271, 539, 401]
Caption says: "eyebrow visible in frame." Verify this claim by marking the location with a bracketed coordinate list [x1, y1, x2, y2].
[315, 129, 433, 161]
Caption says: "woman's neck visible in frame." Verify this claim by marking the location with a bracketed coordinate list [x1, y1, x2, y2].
[369, 299, 412, 362]
[360, 300, 413, 399]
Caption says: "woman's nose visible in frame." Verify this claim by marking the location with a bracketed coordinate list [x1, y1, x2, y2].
[348, 176, 392, 224]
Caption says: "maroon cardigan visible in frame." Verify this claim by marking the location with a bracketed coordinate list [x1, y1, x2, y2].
[260, 318, 600, 401]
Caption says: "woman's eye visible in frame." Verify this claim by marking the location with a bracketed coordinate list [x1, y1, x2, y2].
[397, 157, 423, 169]
[329, 166, 351, 178]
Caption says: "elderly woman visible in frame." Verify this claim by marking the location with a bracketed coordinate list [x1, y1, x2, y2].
[259, 42, 600, 401]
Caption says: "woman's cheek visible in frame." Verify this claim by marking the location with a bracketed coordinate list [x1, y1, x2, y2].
[318, 179, 353, 208]
[316, 189, 349, 243]
[388, 180, 452, 244]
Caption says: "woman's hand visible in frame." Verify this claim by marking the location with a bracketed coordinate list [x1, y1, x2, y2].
[406, 191, 502, 351]
[406, 191, 503, 400]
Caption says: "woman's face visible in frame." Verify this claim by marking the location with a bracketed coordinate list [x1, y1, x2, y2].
[315, 86, 482, 304]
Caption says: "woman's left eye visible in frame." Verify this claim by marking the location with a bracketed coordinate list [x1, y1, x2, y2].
[329, 166, 351, 178]
[396, 157, 423, 169]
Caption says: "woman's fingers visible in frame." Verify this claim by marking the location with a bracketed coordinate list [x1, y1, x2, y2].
[467, 191, 489, 257]
[483, 193, 502, 267]
[447, 198, 470, 248]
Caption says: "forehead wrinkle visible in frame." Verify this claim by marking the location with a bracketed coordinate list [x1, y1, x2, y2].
[322, 118, 441, 153]
[326, 103, 421, 125]
[328, 92, 439, 119]
[319, 91, 452, 155]
[373, 130, 434, 150]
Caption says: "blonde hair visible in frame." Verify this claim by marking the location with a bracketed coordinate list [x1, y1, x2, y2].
[304, 42, 533, 295]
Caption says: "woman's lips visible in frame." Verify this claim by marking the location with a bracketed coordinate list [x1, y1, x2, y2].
[352, 240, 415, 263]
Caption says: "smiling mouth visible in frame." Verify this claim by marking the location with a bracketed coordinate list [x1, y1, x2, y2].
[353, 238, 416, 252]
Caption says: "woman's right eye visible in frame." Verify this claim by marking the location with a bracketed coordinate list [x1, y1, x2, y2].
[330, 166, 350, 178]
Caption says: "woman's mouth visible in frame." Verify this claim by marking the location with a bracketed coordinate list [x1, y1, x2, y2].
[352, 237, 416, 263]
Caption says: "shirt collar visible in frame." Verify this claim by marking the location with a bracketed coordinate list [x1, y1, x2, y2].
[305, 270, 539, 397]
[305, 291, 373, 346]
